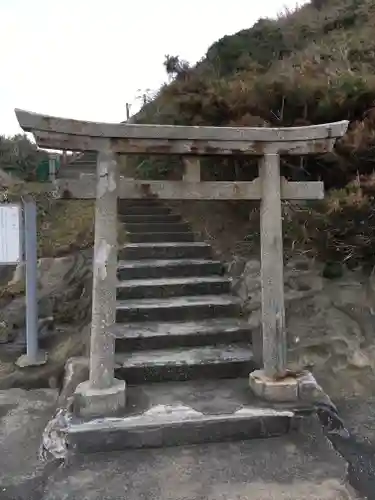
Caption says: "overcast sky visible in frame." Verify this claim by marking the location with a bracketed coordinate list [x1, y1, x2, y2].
[0, 0, 308, 136]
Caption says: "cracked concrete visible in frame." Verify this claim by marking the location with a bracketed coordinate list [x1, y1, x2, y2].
[0, 388, 366, 499]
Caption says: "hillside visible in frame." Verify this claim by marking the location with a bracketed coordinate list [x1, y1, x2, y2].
[130, 0, 375, 271]
[133, 0, 374, 185]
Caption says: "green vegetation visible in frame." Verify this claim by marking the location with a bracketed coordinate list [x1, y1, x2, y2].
[134, 0, 375, 184]
[3, 0, 375, 269]
[0, 134, 47, 180]
[131, 0, 375, 269]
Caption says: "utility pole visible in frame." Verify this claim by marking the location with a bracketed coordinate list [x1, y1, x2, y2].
[125, 103, 130, 120]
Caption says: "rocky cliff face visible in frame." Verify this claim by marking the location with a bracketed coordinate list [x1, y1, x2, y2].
[2, 245, 375, 397]
[229, 256, 375, 397]
[0, 250, 92, 389]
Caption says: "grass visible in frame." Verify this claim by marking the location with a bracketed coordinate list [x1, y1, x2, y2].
[38, 199, 95, 257]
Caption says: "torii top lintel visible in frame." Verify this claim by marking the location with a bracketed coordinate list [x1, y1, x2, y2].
[15, 109, 349, 156]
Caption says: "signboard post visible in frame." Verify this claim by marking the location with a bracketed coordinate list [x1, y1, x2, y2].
[0, 200, 46, 367]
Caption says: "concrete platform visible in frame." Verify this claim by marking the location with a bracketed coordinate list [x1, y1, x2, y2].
[0, 388, 59, 496]
[66, 378, 309, 453]
[0, 388, 363, 499]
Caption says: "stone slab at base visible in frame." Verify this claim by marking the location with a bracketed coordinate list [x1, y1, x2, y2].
[74, 378, 126, 418]
[249, 369, 327, 404]
[15, 350, 47, 368]
[67, 378, 296, 453]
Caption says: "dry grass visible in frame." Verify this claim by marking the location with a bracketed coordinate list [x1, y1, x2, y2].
[38, 199, 95, 258]
[0, 279, 25, 300]
[281, 175, 375, 267]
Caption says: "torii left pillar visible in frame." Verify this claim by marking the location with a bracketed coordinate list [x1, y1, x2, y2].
[74, 146, 126, 417]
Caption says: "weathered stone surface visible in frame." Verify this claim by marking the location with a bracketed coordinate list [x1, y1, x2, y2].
[116, 294, 241, 323]
[113, 317, 252, 351]
[249, 369, 337, 407]
[0, 388, 58, 485]
[249, 369, 299, 402]
[115, 344, 255, 383]
[0, 250, 92, 352]
[74, 378, 126, 418]
[230, 257, 375, 397]
[67, 378, 294, 452]
[118, 258, 223, 280]
[0, 250, 92, 389]
[0, 386, 357, 500]
[116, 275, 231, 300]
[57, 357, 89, 408]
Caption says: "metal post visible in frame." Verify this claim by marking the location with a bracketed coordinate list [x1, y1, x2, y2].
[48, 154, 57, 183]
[16, 196, 46, 367]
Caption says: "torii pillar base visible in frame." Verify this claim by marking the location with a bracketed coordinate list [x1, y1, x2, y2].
[249, 369, 334, 406]
[74, 379, 126, 418]
[249, 370, 299, 403]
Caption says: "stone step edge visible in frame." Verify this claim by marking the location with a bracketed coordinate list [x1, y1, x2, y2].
[125, 233, 195, 242]
[112, 318, 252, 339]
[118, 258, 222, 268]
[67, 406, 295, 452]
[122, 242, 210, 248]
[119, 214, 180, 219]
[115, 343, 252, 368]
[116, 294, 241, 310]
[116, 276, 230, 288]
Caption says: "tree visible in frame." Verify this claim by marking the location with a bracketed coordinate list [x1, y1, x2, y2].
[163, 55, 190, 80]
[0, 134, 47, 180]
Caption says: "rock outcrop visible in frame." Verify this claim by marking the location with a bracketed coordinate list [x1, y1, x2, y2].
[0, 250, 92, 389]
[229, 256, 375, 397]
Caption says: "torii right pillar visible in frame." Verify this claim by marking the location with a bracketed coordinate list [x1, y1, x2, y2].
[249, 127, 348, 403]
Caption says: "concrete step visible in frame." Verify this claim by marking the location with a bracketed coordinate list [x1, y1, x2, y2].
[76, 152, 97, 161]
[113, 317, 253, 351]
[58, 170, 81, 179]
[120, 214, 181, 224]
[119, 242, 212, 260]
[117, 276, 231, 300]
[67, 378, 296, 453]
[114, 344, 255, 383]
[126, 232, 195, 243]
[58, 165, 95, 178]
[117, 259, 223, 280]
[67, 162, 96, 168]
[118, 199, 168, 214]
[118, 205, 172, 216]
[119, 198, 166, 205]
[124, 222, 191, 234]
[116, 295, 241, 323]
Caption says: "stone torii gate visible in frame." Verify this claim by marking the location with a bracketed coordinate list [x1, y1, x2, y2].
[15, 109, 348, 415]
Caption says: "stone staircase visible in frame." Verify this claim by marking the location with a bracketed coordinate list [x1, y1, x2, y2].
[113, 198, 255, 383]
[58, 152, 97, 178]
[68, 197, 300, 453]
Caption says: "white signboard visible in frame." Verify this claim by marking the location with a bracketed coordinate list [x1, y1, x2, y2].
[0, 204, 22, 264]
